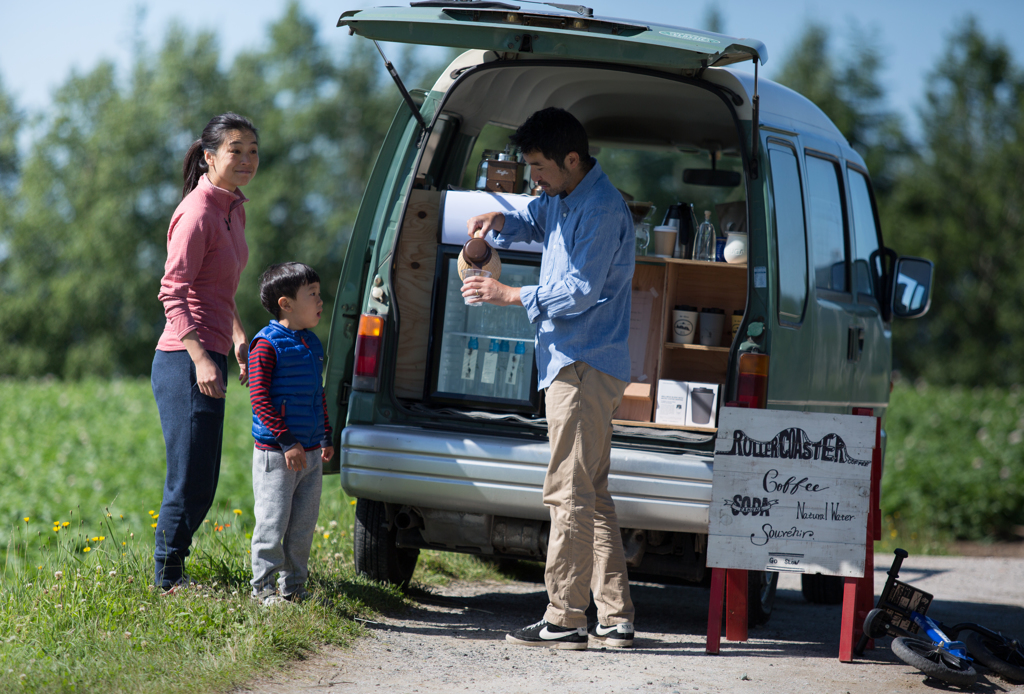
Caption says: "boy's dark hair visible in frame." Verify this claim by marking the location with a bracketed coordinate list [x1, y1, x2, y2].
[259, 262, 320, 319]
[509, 107, 591, 171]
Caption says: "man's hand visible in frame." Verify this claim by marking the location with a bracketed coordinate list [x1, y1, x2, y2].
[461, 275, 523, 308]
[284, 446, 307, 471]
[467, 211, 505, 238]
[321, 445, 335, 464]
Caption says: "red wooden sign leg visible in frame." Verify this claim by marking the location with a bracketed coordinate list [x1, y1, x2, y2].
[839, 577, 859, 661]
[725, 569, 748, 642]
[705, 567, 726, 654]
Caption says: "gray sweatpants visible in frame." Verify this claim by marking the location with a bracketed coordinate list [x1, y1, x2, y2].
[250, 447, 323, 596]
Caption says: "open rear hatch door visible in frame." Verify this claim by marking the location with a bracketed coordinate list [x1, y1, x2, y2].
[338, 3, 766, 71]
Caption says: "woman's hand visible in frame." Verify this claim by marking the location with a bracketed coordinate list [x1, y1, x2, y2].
[194, 351, 226, 399]
[182, 330, 226, 398]
[234, 340, 249, 386]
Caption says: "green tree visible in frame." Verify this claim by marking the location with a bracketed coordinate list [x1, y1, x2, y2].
[0, 74, 21, 269]
[0, 1, 446, 378]
[774, 22, 910, 196]
[886, 19, 1024, 385]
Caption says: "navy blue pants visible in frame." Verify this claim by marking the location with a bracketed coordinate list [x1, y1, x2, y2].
[151, 349, 227, 588]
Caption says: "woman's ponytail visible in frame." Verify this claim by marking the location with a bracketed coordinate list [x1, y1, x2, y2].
[181, 139, 208, 199]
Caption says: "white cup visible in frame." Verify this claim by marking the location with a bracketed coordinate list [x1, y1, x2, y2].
[652, 225, 677, 257]
[671, 306, 698, 344]
[462, 269, 492, 306]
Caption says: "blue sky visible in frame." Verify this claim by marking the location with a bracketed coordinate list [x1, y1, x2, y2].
[1, 0, 1022, 141]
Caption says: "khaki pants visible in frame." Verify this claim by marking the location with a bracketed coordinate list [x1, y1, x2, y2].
[542, 362, 635, 628]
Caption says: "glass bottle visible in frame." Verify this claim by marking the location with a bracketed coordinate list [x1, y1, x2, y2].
[694, 210, 716, 262]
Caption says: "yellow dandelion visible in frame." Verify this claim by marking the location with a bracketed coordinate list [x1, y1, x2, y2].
[150, 523, 157, 528]
[890, 529, 897, 539]
[53, 527, 60, 533]
[148, 510, 156, 516]
[98, 536, 105, 541]
[349, 500, 357, 506]
[122, 542, 127, 546]
[83, 547, 91, 553]
[323, 532, 330, 539]
[62, 522, 70, 528]
[91, 537, 100, 542]
[23, 517, 29, 522]
[233, 509, 242, 516]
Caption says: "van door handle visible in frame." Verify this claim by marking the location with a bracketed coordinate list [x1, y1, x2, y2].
[847, 327, 865, 362]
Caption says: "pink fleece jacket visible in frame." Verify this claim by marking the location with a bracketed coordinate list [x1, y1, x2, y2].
[156, 174, 250, 356]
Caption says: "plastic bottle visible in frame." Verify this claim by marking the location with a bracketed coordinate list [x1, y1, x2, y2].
[462, 336, 479, 386]
[480, 338, 500, 396]
[497, 340, 510, 400]
[694, 210, 716, 262]
[505, 341, 526, 401]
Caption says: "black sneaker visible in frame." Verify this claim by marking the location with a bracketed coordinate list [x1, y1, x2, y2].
[505, 619, 588, 650]
[588, 622, 635, 648]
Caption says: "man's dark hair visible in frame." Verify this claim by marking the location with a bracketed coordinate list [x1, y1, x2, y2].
[510, 107, 591, 171]
[259, 262, 320, 319]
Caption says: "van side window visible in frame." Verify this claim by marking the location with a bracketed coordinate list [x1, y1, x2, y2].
[767, 144, 808, 324]
[805, 154, 848, 293]
[848, 168, 882, 298]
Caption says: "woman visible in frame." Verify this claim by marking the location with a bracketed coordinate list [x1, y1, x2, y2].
[152, 112, 259, 591]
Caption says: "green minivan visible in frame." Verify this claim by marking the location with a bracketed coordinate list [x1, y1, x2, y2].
[323, 2, 933, 622]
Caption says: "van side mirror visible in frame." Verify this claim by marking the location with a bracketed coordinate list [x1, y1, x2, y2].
[891, 256, 934, 319]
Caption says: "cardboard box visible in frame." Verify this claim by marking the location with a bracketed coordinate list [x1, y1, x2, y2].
[615, 382, 653, 422]
[655, 380, 720, 428]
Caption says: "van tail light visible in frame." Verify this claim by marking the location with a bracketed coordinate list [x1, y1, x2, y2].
[353, 313, 384, 392]
[736, 352, 769, 409]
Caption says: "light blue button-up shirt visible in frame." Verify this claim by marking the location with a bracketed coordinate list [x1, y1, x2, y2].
[487, 159, 634, 390]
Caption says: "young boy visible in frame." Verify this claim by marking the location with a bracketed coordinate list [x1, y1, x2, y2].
[247, 262, 334, 605]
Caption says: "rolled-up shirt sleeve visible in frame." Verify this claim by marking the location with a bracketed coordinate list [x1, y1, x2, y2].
[526, 206, 615, 322]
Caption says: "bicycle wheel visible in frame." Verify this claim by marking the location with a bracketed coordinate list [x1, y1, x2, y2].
[964, 630, 1024, 684]
[891, 636, 977, 687]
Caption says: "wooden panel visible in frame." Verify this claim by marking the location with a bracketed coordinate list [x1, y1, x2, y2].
[393, 190, 441, 400]
[616, 260, 666, 422]
[707, 408, 875, 577]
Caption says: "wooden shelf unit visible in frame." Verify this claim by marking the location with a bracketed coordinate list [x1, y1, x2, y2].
[616, 257, 748, 430]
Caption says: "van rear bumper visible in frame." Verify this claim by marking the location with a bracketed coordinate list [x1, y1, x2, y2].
[339, 424, 713, 533]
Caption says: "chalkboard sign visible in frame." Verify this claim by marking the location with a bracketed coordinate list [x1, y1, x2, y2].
[706, 408, 876, 577]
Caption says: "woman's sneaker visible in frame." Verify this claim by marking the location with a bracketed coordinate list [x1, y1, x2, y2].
[506, 619, 588, 650]
[588, 622, 635, 648]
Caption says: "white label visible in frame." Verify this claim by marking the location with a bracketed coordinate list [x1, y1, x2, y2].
[461, 348, 478, 381]
[754, 266, 767, 288]
[480, 351, 498, 384]
[504, 353, 521, 386]
[659, 30, 721, 44]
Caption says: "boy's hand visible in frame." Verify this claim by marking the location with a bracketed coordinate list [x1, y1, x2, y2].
[235, 340, 249, 387]
[284, 446, 306, 471]
[321, 446, 335, 464]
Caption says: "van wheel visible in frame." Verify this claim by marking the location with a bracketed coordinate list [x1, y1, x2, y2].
[801, 573, 844, 604]
[748, 570, 779, 626]
[354, 498, 419, 588]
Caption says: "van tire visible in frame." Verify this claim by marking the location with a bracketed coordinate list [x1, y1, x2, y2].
[801, 573, 844, 604]
[354, 498, 419, 588]
[747, 570, 779, 626]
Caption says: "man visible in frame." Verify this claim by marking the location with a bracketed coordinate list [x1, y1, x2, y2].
[464, 107, 635, 650]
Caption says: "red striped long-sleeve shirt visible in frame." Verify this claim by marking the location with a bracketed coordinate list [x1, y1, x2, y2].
[248, 338, 332, 451]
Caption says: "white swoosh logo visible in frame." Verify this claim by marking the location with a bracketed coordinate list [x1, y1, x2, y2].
[539, 626, 577, 640]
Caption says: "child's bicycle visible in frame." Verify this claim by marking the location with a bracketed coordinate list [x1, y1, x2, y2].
[854, 548, 1024, 687]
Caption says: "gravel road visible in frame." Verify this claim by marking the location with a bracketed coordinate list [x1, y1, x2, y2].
[237, 555, 1024, 694]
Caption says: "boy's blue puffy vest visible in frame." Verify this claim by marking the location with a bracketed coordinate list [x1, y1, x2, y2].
[250, 321, 325, 449]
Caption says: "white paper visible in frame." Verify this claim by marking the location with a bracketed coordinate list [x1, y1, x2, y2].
[441, 191, 544, 253]
[480, 350, 498, 384]
[628, 290, 654, 382]
[461, 347, 478, 381]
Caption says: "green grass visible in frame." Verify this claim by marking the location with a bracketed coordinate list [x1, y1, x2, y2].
[0, 377, 504, 693]
[881, 380, 1024, 547]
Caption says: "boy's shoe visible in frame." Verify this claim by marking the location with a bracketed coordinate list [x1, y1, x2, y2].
[159, 575, 194, 596]
[505, 619, 587, 650]
[252, 586, 287, 606]
[588, 622, 635, 648]
[282, 588, 309, 604]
